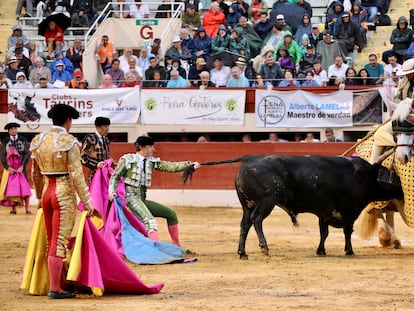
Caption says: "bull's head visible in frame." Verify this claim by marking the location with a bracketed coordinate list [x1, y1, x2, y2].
[392, 98, 414, 164]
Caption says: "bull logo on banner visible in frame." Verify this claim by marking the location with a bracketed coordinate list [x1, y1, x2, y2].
[8, 91, 41, 127]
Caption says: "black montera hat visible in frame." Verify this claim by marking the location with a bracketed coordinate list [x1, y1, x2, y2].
[4, 122, 20, 130]
[135, 136, 154, 146]
[95, 116, 111, 126]
[47, 104, 80, 120]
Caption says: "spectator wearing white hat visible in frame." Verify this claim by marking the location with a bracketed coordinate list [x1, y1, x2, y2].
[272, 14, 292, 34]
[5, 57, 23, 85]
[164, 35, 192, 63]
[11, 72, 33, 89]
[308, 24, 323, 50]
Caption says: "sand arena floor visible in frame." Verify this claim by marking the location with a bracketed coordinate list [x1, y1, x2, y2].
[1, 205, 414, 311]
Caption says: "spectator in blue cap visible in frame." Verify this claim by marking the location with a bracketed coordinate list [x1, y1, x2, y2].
[50, 50, 74, 76]
[51, 61, 72, 84]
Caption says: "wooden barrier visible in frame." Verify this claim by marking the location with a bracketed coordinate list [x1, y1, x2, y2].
[117, 142, 355, 190]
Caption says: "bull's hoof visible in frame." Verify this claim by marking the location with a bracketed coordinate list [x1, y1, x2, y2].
[238, 251, 248, 260]
[316, 249, 326, 256]
[345, 250, 355, 256]
[261, 248, 269, 256]
[393, 240, 402, 249]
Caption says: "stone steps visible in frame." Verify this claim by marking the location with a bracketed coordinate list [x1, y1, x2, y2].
[0, 1, 18, 57]
[353, 0, 413, 68]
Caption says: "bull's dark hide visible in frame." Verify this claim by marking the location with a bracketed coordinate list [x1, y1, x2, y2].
[236, 155, 403, 258]
[184, 155, 403, 259]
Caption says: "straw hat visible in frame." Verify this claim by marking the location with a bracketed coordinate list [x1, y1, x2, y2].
[396, 58, 414, 76]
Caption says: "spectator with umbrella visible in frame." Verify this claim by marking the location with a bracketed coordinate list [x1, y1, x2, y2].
[38, 11, 72, 59]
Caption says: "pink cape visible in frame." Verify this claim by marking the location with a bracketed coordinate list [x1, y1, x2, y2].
[73, 213, 164, 294]
[81, 160, 186, 265]
[83, 160, 147, 257]
[21, 208, 164, 296]
[1, 147, 31, 205]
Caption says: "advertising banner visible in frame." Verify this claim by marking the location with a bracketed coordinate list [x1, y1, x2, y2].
[7, 88, 140, 126]
[255, 89, 382, 127]
[141, 89, 245, 125]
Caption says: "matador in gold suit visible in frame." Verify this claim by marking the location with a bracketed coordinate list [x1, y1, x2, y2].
[31, 104, 93, 299]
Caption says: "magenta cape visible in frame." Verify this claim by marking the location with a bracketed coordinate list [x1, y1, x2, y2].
[0, 147, 31, 205]
[84, 160, 186, 264]
[21, 209, 164, 296]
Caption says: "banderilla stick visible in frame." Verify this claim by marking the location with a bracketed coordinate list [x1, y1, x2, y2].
[340, 120, 391, 156]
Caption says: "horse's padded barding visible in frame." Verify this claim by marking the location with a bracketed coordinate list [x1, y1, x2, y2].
[356, 126, 414, 227]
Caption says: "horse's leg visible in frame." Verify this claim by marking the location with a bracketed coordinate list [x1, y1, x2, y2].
[385, 210, 402, 249]
[378, 209, 393, 247]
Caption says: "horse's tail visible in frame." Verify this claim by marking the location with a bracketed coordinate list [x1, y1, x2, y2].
[358, 206, 379, 240]
[181, 157, 246, 187]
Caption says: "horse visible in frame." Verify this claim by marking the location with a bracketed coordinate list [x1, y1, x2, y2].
[357, 98, 414, 247]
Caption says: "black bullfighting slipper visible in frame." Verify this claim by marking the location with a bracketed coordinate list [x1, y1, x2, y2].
[48, 291, 76, 299]
[185, 249, 197, 256]
[10, 211, 16, 214]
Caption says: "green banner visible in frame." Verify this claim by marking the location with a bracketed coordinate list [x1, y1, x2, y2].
[136, 20, 158, 26]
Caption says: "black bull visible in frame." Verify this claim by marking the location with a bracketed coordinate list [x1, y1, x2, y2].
[182, 155, 403, 259]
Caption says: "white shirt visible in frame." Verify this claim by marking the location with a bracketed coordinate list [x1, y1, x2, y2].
[119, 54, 139, 71]
[327, 63, 349, 79]
[210, 66, 231, 87]
[312, 69, 328, 86]
[384, 63, 401, 76]
[129, 3, 150, 18]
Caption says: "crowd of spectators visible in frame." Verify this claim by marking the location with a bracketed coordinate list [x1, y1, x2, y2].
[2, 0, 413, 89]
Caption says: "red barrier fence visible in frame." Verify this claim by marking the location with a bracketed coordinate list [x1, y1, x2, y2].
[1, 142, 355, 190]
[118, 142, 355, 190]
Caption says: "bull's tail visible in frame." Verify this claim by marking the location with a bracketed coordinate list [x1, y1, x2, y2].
[358, 207, 378, 240]
[181, 157, 246, 186]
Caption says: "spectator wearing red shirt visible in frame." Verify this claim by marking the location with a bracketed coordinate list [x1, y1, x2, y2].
[44, 20, 64, 59]
[202, 2, 226, 38]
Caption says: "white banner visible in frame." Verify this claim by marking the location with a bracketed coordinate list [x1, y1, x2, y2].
[7, 88, 140, 125]
[140, 89, 245, 125]
[255, 90, 353, 128]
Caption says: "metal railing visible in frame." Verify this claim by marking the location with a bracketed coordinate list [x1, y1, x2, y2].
[84, 2, 184, 52]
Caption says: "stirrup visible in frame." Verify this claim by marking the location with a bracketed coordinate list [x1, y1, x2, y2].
[376, 168, 401, 191]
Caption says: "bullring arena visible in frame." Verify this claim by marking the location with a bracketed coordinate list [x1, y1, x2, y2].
[2, 197, 414, 310]
[2, 141, 414, 311]
[2, 0, 414, 309]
